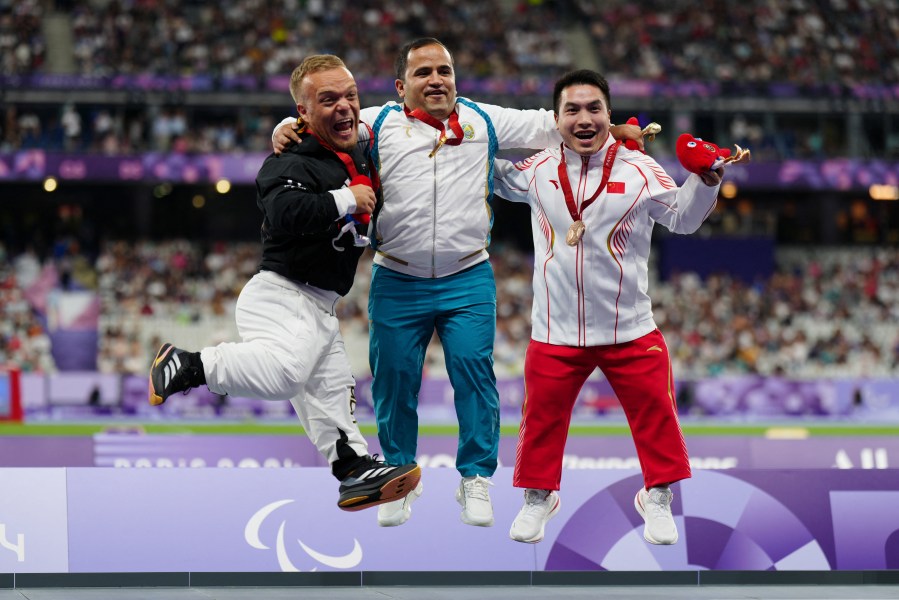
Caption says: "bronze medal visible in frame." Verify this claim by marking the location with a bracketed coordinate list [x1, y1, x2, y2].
[566, 220, 586, 246]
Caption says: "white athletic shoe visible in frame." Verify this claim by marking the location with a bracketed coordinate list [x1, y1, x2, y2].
[509, 489, 561, 543]
[635, 486, 679, 545]
[456, 475, 494, 527]
[377, 481, 423, 527]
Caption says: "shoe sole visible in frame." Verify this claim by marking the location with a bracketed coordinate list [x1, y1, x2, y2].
[461, 513, 494, 527]
[634, 491, 678, 545]
[378, 482, 423, 527]
[510, 494, 561, 544]
[339, 465, 422, 512]
[148, 344, 174, 406]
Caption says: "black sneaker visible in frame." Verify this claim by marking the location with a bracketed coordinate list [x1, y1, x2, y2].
[148, 343, 203, 406]
[337, 458, 422, 512]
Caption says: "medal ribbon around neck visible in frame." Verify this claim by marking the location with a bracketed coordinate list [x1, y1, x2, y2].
[403, 105, 464, 158]
[295, 117, 380, 190]
[307, 127, 381, 196]
[558, 140, 621, 223]
[308, 130, 363, 180]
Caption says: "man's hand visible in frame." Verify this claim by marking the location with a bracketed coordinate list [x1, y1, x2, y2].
[350, 183, 376, 218]
[610, 123, 644, 152]
[699, 167, 724, 187]
[273, 122, 302, 155]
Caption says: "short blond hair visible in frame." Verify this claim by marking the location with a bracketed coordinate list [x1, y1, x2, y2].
[289, 55, 348, 104]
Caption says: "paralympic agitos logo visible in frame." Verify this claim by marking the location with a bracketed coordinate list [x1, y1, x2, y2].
[244, 500, 363, 571]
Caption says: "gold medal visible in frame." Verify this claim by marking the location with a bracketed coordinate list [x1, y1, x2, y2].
[566, 220, 586, 246]
[428, 134, 448, 158]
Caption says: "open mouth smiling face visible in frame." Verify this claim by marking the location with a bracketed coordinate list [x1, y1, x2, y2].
[556, 83, 611, 157]
[333, 117, 356, 143]
[298, 66, 361, 151]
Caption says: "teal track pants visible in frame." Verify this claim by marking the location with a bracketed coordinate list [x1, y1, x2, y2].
[368, 261, 499, 477]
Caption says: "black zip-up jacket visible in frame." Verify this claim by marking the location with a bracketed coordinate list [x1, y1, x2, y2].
[256, 133, 373, 296]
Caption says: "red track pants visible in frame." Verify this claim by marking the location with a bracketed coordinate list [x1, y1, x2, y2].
[513, 329, 691, 491]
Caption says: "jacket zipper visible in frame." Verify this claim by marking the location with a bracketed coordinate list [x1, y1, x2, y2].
[580, 155, 589, 204]
[432, 129, 439, 278]
[579, 155, 589, 346]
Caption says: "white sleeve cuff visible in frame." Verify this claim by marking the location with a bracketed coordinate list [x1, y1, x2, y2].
[330, 188, 356, 218]
[272, 116, 298, 142]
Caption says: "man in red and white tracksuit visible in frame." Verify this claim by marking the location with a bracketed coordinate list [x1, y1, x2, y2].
[493, 69, 726, 545]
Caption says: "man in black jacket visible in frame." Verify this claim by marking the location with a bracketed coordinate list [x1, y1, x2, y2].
[148, 55, 420, 512]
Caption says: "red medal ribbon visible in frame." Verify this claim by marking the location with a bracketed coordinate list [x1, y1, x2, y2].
[558, 140, 621, 222]
[403, 105, 464, 150]
[308, 129, 380, 190]
[309, 131, 361, 178]
[308, 130, 379, 225]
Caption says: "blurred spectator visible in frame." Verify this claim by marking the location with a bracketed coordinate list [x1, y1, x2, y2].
[0, 243, 56, 373]
[61, 103, 82, 151]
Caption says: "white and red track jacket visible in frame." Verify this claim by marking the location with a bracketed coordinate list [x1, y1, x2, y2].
[493, 135, 720, 347]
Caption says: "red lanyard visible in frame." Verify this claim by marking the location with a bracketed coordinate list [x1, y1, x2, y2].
[309, 130, 379, 191]
[403, 105, 463, 157]
[558, 141, 621, 222]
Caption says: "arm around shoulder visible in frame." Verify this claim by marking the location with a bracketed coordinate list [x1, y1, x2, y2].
[493, 158, 533, 204]
[475, 101, 560, 150]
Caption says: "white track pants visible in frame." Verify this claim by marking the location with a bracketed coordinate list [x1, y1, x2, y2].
[200, 271, 368, 466]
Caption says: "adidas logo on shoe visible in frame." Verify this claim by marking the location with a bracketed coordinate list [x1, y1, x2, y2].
[338, 458, 421, 512]
[148, 343, 204, 406]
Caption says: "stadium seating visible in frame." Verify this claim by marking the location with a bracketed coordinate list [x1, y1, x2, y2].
[3, 238, 897, 380]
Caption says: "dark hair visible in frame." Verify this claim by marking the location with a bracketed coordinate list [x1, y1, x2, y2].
[395, 38, 453, 81]
[552, 70, 611, 113]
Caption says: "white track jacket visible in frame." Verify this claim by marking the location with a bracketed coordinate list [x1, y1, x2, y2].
[493, 136, 720, 347]
[361, 100, 557, 278]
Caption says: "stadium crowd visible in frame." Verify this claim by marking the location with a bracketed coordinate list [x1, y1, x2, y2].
[3, 0, 897, 157]
[573, 0, 899, 86]
[0, 0, 44, 76]
[30, 0, 568, 80]
[9, 0, 896, 85]
[3, 237, 898, 381]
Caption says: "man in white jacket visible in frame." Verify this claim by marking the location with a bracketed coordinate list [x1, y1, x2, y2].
[493, 69, 725, 545]
[273, 41, 643, 529]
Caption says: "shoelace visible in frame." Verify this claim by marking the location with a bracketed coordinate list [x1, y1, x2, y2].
[365, 453, 387, 469]
[345, 454, 389, 482]
[524, 489, 550, 505]
[647, 488, 673, 517]
[168, 361, 201, 396]
[522, 489, 552, 516]
[178, 364, 202, 396]
[463, 475, 493, 501]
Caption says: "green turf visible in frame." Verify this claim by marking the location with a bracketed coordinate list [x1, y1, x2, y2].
[1, 422, 898, 437]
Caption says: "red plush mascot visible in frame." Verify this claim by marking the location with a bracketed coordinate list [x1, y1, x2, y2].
[676, 134, 751, 174]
